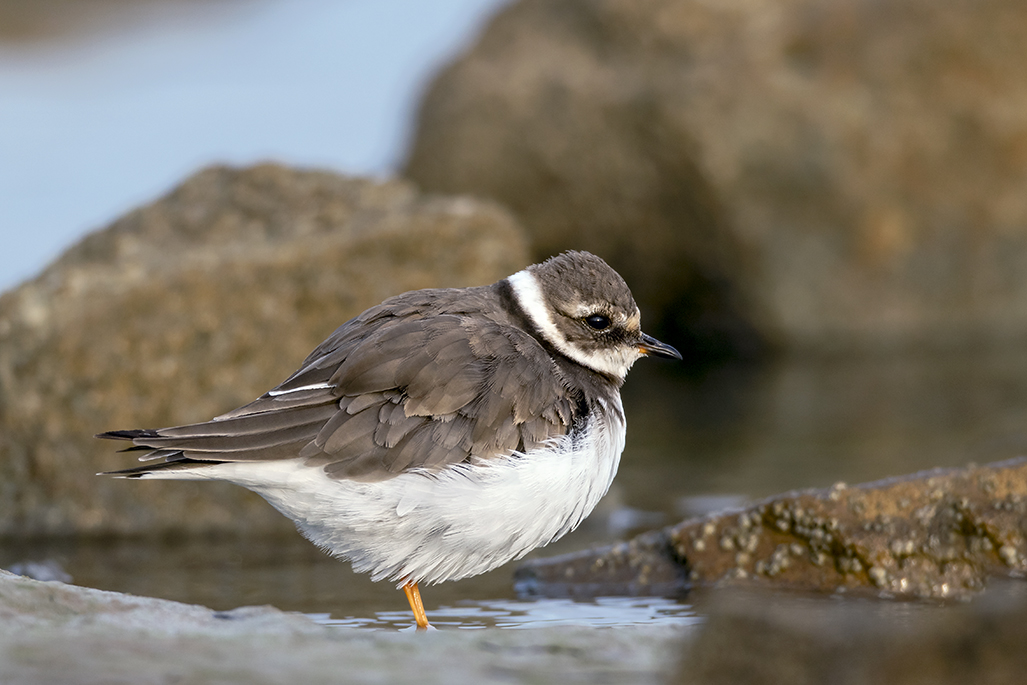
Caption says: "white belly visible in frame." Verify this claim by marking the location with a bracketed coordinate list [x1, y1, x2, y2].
[149, 396, 626, 586]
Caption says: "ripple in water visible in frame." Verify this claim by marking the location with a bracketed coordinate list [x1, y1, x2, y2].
[308, 596, 701, 630]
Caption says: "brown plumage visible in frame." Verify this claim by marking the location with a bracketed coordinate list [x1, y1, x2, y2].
[100, 285, 581, 482]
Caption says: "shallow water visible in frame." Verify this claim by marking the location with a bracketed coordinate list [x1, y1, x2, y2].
[0, 533, 699, 629]
[312, 596, 701, 631]
[5, 352, 1027, 629]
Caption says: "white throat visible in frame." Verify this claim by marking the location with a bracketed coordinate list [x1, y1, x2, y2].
[506, 269, 639, 380]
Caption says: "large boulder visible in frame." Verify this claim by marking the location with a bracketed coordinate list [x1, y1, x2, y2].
[0, 163, 530, 537]
[405, 0, 1027, 355]
[516, 457, 1027, 601]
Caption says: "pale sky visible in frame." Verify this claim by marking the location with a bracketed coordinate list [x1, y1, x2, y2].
[0, 0, 507, 293]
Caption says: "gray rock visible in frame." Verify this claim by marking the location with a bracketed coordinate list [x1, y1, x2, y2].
[0, 569, 320, 635]
[405, 0, 1027, 354]
[517, 457, 1027, 601]
[0, 163, 529, 537]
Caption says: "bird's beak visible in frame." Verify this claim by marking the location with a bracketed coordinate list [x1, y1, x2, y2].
[637, 332, 682, 360]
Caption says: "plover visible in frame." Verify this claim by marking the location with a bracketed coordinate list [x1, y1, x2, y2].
[98, 251, 680, 629]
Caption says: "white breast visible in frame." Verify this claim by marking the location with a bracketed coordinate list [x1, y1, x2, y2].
[154, 395, 627, 586]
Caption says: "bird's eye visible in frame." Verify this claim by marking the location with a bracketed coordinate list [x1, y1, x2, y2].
[584, 314, 611, 330]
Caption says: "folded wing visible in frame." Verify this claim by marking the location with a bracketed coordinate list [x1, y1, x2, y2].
[100, 305, 580, 482]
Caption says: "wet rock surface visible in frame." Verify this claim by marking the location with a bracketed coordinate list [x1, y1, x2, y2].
[518, 457, 1027, 600]
[0, 570, 690, 685]
[406, 0, 1027, 355]
[676, 580, 1027, 685]
[515, 529, 689, 599]
[0, 163, 529, 537]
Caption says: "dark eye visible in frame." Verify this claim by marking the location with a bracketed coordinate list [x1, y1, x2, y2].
[584, 314, 611, 330]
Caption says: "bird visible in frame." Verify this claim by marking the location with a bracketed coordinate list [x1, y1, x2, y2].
[97, 250, 681, 629]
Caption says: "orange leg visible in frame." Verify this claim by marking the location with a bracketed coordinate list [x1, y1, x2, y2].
[402, 581, 430, 630]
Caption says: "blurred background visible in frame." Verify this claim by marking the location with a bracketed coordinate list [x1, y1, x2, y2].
[0, 0, 505, 293]
[2, 0, 1027, 625]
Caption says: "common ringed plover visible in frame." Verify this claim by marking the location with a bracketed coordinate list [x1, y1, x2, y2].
[98, 250, 681, 629]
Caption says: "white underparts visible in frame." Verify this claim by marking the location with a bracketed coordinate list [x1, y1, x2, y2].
[134, 396, 627, 587]
[506, 270, 641, 379]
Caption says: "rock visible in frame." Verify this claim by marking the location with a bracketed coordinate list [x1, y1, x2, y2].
[0, 569, 320, 635]
[0, 570, 690, 685]
[517, 457, 1027, 600]
[405, 0, 1027, 355]
[675, 580, 1027, 685]
[0, 163, 529, 537]
[515, 530, 688, 599]
[404, 0, 766, 360]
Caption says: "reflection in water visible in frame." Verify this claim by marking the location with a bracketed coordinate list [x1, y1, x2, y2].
[5, 352, 1027, 627]
[313, 597, 701, 631]
[0, 535, 697, 629]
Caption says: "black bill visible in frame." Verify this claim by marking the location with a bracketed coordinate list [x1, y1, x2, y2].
[638, 332, 682, 360]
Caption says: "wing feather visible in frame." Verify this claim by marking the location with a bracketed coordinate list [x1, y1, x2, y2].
[100, 287, 583, 482]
